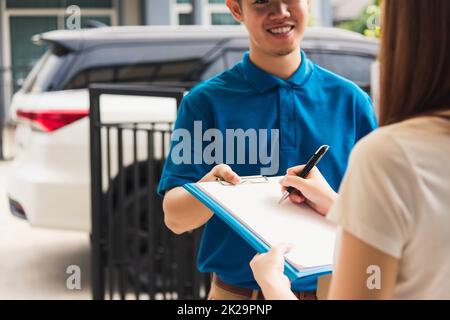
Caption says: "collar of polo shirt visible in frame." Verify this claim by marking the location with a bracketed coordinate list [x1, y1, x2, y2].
[241, 50, 314, 93]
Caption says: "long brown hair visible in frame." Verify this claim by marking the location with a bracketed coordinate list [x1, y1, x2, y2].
[379, 0, 450, 126]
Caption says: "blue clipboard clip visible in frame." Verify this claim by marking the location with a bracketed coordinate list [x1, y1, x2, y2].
[216, 175, 268, 186]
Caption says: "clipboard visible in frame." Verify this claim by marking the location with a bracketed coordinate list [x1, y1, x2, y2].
[216, 175, 269, 186]
[184, 176, 336, 282]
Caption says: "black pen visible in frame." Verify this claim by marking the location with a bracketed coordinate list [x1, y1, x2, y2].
[278, 145, 330, 204]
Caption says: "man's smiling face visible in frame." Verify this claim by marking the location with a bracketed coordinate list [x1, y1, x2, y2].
[228, 0, 310, 57]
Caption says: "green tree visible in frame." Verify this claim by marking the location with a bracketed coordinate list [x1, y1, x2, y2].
[337, 0, 381, 38]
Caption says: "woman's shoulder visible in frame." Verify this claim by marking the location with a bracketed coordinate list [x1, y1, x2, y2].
[350, 115, 450, 179]
[353, 116, 447, 157]
[346, 121, 419, 187]
[350, 124, 401, 164]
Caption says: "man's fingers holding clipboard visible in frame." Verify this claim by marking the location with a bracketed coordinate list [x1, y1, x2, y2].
[214, 164, 241, 184]
[271, 243, 295, 256]
[200, 164, 241, 184]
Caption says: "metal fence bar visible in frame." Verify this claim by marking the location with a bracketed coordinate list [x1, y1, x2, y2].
[132, 125, 140, 300]
[146, 127, 156, 299]
[116, 127, 127, 299]
[89, 83, 209, 301]
[106, 126, 115, 300]
[160, 130, 170, 299]
[89, 87, 105, 300]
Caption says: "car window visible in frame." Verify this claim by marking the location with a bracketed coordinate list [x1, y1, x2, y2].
[155, 59, 201, 81]
[311, 51, 374, 89]
[302, 50, 322, 65]
[21, 50, 49, 93]
[59, 41, 220, 90]
[41, 39, 375, 93]
[224, 50, 247, 69]
[200, 49, 246, 81]
[117, 64, 158, 81]
[64, 59, 202, 90]
[201, 49, 374, 92]
[200, 57, 226, 81]
[22, 50, 65, 93]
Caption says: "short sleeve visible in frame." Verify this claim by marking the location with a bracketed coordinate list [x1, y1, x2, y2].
[157, 94, 213, 196]
[327, 131, 416, 258]
[355, 93, 378, 142]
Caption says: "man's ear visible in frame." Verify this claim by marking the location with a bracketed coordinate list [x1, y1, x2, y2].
[226, 0, 244, 23]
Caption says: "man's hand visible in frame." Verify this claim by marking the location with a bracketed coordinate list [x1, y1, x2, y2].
[162, 164, 240, 235]
[199, 164, 241, 184]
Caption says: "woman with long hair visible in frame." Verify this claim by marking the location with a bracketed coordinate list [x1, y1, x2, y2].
[250, 0, 450, 299]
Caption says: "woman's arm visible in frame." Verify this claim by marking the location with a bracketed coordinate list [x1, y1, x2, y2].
[328, 230, 400, 300]
[250, 244, 298, 300]
[250, 231, 400, 300]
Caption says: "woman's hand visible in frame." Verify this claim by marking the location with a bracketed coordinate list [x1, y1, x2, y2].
[199, 164, 241, 184]
[250, 244, 297, 300]
[280, 166, 338, 216]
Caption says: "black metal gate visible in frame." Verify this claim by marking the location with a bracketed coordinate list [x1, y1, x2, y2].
[89, 84, 209, 300]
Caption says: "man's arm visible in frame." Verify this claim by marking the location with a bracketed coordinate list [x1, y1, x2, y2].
[162, 164, 241, 235]
[163, 186, 214, 235]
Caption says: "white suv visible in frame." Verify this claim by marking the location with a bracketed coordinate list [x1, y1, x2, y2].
[7, 26, 378, 232]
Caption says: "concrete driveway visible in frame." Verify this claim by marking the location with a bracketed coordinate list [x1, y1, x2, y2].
[0, 128, 91, 299]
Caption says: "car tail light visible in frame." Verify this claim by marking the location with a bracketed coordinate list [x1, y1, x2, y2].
[16, 109, 89, 132]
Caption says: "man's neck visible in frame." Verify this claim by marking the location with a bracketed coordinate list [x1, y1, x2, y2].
[249, 47, 302, 80]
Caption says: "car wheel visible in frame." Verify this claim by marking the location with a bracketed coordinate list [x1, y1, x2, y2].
[105, 160, 207, 299]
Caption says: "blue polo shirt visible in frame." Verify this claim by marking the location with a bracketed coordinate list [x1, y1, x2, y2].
[158, 50, 378, 291]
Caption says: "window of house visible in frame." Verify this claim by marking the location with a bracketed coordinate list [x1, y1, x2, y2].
[211, 13, 239, 25]
[176, 0, 193, 25]
[175, 0, 238, 25]
[5, 0, 116, 94]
